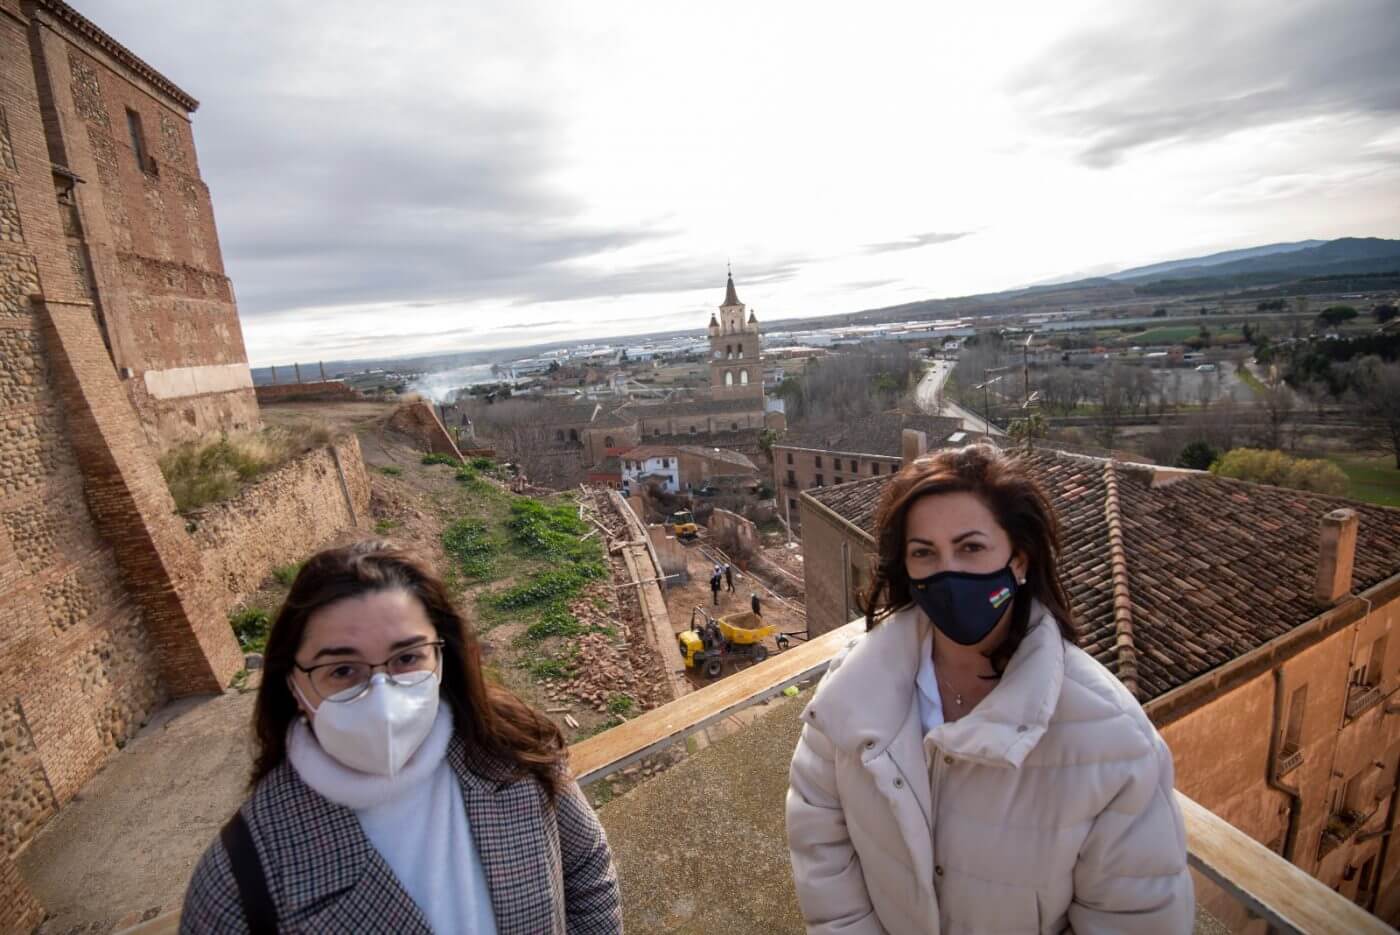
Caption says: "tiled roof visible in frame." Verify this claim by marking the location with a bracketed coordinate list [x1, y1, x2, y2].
[620, 445, 680, 460]
[778, 412, 964, 458]
[588, 456, 622, 473]
[628, 397, 765, 418]
[805, 448, 1400, 702]
[676, 446, 758, 471]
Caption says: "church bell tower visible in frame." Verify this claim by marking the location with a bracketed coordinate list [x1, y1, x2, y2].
[708, 271, 763, 401]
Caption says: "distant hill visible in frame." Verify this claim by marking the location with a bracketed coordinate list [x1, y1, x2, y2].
[1107, 240, 1325, 281]
[1116, 237, 1400, 284]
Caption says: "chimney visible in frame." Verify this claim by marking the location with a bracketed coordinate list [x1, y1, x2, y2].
[901, 429, 928, 468]
[1315, 508, 1359, 607]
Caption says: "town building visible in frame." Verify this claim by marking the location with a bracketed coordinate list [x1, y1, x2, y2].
[772, 411, 963, 530]
[798, 439, 1400, 926]
[619, 444, 758, 496]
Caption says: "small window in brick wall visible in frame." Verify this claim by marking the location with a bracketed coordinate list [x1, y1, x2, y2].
[835, 476, 843, 485]
[815, 474, 824, 486]
[786, 452, 793, 465]
[126, 108, 153, 173]
[815, 455, 823, 468]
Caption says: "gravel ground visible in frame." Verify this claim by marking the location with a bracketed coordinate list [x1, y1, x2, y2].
[597, 692, 808, 934]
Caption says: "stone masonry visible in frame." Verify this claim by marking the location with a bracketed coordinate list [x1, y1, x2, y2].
[0, 3, 270, 926]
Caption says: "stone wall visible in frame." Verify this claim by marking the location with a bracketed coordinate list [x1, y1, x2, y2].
[255, 380, 361, 404]
[708, 508, 760, 559]
[193, 436, 370, 609]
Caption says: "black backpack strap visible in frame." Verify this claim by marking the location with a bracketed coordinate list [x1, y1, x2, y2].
[220, 810, 278, 933]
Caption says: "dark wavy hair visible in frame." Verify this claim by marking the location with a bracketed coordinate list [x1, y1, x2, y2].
[860, 444, 1077, 674]
[251, 540, 566, 798]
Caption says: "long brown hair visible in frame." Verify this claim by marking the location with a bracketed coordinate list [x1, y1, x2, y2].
[251, 540, 566, 797]
[860, 444, 1077, 673]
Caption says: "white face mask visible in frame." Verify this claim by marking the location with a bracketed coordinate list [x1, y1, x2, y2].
[292, 671, 441, 777]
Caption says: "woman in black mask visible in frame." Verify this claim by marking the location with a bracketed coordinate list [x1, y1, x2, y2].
[785, 445, 1192, 934]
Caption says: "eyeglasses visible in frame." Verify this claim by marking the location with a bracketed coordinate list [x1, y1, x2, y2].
[294, 640, 444, 703]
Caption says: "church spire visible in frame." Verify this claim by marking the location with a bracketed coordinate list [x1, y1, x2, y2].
[723, 270, 741, 307]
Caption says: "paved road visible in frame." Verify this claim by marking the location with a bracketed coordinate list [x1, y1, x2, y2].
[916, 361, 1006, 436]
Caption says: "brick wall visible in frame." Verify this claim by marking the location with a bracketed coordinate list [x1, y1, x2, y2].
[799, 499, 871, 637]
[385, 399, 463, 459]
[1, 8, 172, 922]
[194, 436, 370, 608]
[25, 2, 259, 452]
[774, 446, 901, 529]
[254, 380, 361, 404]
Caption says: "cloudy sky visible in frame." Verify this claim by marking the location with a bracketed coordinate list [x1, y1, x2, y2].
[81, 0, 1400, 366]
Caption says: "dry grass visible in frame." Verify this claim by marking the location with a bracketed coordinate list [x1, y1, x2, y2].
[158, 422, 335, 513]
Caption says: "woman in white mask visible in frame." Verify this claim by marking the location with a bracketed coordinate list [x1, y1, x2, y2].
[785, 445, 1192, 934]
[181, 540, 621, 934]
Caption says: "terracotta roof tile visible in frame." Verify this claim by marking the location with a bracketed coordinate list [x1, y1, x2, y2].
[777, 412, 965, 458]
[806, 448, 1400, 701]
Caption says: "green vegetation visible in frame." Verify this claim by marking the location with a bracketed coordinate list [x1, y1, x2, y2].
[271, 562, 302, 587]
[607, 694, 635, 717]
[524, 652, 575, 680]
[1323, 456, 1400, 508]
[1210, 449, 1348, 496]
[159, 425, 332, 513]
[1235, 363, 1266, 395]
[1175, 441, 1220, 471]
[374, 518, 400, 535]
[1119, 325, 1201, 344]
[506, 498, 591, 560]
[229, 607, 271, 654]
[1318, 305, 1359, 327]
[486, 562, 606, 612]
[524, 603, 589, 640]
[379, 465, 403, 476]
[421, 452, 460, 466]
[442, 519, 498, 581]
[470, 456, 496, 472]
[577, 715, 625, 739]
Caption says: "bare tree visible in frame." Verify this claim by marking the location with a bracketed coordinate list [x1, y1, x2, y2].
[1196, 371, 1219, 409]
[1253, 380, 1295, 451]
[1089, 365, 1131, 449]
[1351, 358, 1400, 468]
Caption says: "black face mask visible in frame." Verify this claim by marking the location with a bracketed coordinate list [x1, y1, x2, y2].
[909, 563, 1018, 646]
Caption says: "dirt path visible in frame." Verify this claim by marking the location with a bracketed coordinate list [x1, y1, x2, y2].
[662, 536, 807, 691]
[20, 683, 259, 933]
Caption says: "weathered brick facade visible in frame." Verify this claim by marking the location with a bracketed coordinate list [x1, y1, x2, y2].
[0, 3, 264, 924]
[23, 0, 258, 451]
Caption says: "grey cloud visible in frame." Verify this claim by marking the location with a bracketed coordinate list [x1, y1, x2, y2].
[73, 0, 709, 318]
[863, 231, 974, 254]
[1015, 0, 1400, 167]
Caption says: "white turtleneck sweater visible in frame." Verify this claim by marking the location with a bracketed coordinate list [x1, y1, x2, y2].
[287, 705, 498, 935]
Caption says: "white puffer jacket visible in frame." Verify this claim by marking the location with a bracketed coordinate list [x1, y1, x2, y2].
[785, 602, 1193, 935]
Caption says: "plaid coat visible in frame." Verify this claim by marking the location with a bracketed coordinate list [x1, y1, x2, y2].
[180, 733, 621, 934]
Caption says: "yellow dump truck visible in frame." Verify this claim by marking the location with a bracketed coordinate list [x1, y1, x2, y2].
[677, 608, 789, 678]
[668, 510, 698, 541]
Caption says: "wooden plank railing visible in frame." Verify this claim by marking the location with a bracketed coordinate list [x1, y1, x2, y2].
[119, 616, 1397, 935]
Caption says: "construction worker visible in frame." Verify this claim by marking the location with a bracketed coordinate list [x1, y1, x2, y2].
[710, 571, 722, 606]
[724, 563, 735, 592]
[751, 592, 762, 616]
